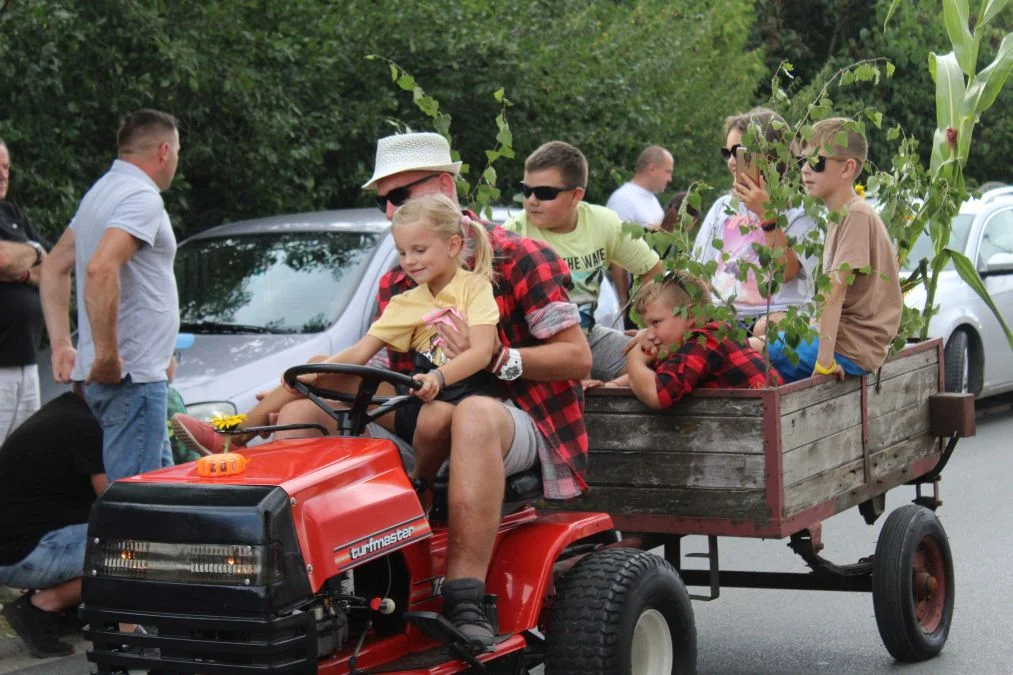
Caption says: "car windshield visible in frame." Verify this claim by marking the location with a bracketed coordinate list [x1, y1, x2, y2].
[176, 231, 381, 334]
[904, 214, 975, 271]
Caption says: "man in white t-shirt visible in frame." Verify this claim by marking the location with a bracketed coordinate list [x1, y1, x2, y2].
[606, 145, 673, 229]
[606, 145, 673, 325]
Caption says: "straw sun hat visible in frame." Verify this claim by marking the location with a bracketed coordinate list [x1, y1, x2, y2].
[362, 132, 463, 190]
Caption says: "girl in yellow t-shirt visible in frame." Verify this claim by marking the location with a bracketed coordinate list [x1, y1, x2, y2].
[171, 193, 500, 495]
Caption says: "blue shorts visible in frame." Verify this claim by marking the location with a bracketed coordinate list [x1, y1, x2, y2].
[0, 523, 88, 589]
[767, 335, 868, 383]
[84, 375, 172, 481]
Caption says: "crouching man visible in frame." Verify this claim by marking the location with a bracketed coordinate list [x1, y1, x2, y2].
[0, 391, 105, 657]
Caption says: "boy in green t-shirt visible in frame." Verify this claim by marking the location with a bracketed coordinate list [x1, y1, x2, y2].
[504, 141, 663, 381]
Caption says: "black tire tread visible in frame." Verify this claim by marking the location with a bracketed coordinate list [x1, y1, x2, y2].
[545, 547, 695, 674]
[872, 504, 954, 662]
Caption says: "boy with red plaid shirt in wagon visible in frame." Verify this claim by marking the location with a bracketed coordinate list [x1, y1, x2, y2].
[589, 270, 781, 408]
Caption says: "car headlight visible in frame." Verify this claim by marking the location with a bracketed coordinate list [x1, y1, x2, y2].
[185, 400, 237, 421]
[89, 538, 283, 586]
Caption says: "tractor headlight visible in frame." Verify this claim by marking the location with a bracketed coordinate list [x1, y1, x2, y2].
[90, 539, 283, 586]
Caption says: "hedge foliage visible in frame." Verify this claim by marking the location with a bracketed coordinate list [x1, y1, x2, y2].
[0, 0, 1007, 243]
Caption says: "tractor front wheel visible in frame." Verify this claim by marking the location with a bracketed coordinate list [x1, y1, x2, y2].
[545, 548, 696, 674]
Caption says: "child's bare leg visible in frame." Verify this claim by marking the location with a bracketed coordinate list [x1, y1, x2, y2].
[752, 312, 786, 339]
[412, 401, 456, 488]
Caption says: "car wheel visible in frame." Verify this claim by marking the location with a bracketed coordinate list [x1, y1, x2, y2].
[944, 329, 980, 396]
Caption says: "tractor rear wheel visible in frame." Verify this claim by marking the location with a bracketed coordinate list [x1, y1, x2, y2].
[545, 548, 696, 674]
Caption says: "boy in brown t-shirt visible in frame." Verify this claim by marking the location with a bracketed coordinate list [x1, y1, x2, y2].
[757, 118, 902, 382]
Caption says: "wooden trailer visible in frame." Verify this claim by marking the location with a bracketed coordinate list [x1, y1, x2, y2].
[545, 338, 976, 662]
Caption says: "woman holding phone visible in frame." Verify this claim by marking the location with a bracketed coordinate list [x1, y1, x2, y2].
[691, 107, 818, 336]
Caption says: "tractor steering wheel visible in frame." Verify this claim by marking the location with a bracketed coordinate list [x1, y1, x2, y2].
[282, 363, 421, 437]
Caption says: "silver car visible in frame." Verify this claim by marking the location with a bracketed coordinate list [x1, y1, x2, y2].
[171, 209, 397, 418]
[904, 185, 1013, 397]
[171, 207, 621, 417]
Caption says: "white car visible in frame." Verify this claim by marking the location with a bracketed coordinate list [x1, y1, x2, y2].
[903, 185, 1013, 397]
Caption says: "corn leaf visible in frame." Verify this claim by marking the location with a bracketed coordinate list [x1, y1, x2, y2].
[947, 247, 1013, 350]
[944, 0, 979, 76]
[980, 0, 1012, 26]
[964, 32, 1013, 115]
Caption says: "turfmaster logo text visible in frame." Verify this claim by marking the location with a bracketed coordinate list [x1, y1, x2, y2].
[349, 526, 416, 560]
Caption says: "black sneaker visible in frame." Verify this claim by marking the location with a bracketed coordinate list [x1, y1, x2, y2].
[441, 578, 495, 651]
[1, 592, 75, 658]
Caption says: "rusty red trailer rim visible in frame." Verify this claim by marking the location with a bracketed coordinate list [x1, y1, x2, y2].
[912, 535, 946, 634]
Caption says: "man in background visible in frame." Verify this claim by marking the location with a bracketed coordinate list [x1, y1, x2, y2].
[41, 109, 181, 481]
[606, 145, 674, 228]
[606, 145, 673, 326]
[0, 137, 48, 440]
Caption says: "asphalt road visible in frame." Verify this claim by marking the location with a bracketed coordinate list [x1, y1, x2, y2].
[4, 403, 1011, 675]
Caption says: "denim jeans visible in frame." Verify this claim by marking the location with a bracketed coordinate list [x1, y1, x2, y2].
[767, 334, 868, 383]
[84, 375, 172, 481]
[0, 523, 88, 589]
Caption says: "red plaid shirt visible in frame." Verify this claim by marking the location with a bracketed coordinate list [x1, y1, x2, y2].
[654, 322, 782, 409]
[376, 217, 588, 499]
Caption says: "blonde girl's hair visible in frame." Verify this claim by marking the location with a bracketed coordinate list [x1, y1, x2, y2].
[391, 193, 495, 281]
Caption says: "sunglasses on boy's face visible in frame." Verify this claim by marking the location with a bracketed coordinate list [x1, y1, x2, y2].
[720, 144, 744, 161]
[796, 155, 850, 173]
[519, 182, 580, 201]
[375, 174, 441, 213]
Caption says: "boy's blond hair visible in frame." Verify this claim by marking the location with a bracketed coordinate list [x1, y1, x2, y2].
[524, 141, 588, 188]
[803, 117, 868, 171]
[633, 270, 712, 316]
[392, 193, 495, 281]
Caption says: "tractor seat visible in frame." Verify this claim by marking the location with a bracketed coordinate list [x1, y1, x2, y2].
[428, 468, 543, 522]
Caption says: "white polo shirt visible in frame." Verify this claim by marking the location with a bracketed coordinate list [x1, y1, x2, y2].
[70, 160, 179, 383]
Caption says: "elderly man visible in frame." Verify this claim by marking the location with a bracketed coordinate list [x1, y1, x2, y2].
[41, 109, 181, 481]
[0, 138, 49, 440]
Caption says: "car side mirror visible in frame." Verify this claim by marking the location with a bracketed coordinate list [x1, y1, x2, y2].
[982, 252, 1013, 276]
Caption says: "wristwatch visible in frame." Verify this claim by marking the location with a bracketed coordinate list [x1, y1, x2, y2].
[496, 348, 523, 381]
[27, 241, 44, 266]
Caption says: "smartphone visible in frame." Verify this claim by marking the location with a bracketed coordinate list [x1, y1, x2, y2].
[735, 146, 761, 185]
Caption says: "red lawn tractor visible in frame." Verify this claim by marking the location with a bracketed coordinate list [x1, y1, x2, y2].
[81, 364, 696, 674]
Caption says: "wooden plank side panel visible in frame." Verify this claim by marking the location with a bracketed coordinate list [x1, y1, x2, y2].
[780, 378, 862, 415]
[546, 486, 770, 521]
[584, 395, 765, 417]
[780, 368, 936, 487]
[584, 413, 765, 455]
[589, 452, 765, 489]
[778, 347, 938, 416]
[783, 433, 939, 516]
[782, 424, 863, 487]
[780, 389, 862, 452]
[867, 365, 939, 423]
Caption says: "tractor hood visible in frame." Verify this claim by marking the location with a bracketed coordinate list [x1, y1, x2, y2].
[114, 436, 431, 590]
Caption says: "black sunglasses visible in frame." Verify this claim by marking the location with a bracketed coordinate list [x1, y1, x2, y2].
[375, 174, 441, 212]
[720, 143, 744, 161]
[519, 182, 580, 201]
[796, 155, 850, 173]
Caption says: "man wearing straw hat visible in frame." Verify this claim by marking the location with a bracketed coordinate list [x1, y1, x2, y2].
[276, 132, 593, 649]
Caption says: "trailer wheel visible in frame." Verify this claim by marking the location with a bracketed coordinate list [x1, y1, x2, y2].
[545, 548, 696, 674]
[872, 504, 954, 662]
